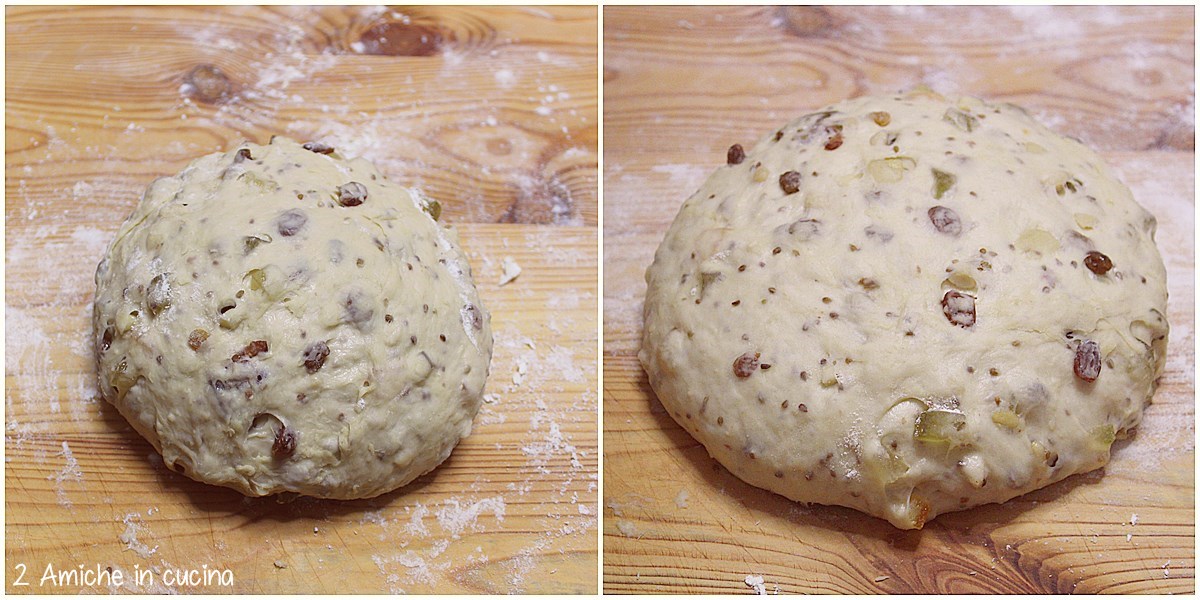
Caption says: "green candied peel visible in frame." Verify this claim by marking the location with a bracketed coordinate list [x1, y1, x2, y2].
[238, 171, 280, 193]
[243, 233, 273, 254]
[868, 442, 911, 485]
[943, 108, 979, 133]
[942, 271, 977, 292]
[146, 273, 171, 317]
[871, 397, 925, 483]
[245, 268, 267, 292]
[424, 199, 442, 221]
[110, 360, 137, 402]
[867, 156, 917, 183]
[1089, 424, 1116, 450]
[1054, 176, 1084, 196]
[914, 409, 967, 444]
[242, 265, 289, 302]
[931, 168, 956, 199]
[868, 130, 899, 147]
[1015, 227, 1060, 255]
[991, 409, 1021, 430]
[887, 396, 929, 413]
[218, 313, 241, 331]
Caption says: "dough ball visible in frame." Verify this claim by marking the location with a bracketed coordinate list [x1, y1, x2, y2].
[93, 137, 493, 499]
[640, 90, 1169, 529]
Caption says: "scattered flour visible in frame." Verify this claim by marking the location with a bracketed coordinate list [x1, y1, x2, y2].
[523, 418, 584, 473]
[494, 68, 517, 88]
[544, 345, 586, 384]
[499, 256, 523, 286]
[512, 357, 529, 386]
[402, 503, 431, 537]
[368, 496, 509, 591]
[435, 496, 506, 539]
[744, 574, 767, 595]
[118, 513, 159, 558]
[674, 488, 690, 509]
[650, 163, 708, 192]
[49, 441, 84, 507]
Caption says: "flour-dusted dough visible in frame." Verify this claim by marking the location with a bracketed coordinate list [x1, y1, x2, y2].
[94, 137, 493, 499]
[640, 90, 1169, 529]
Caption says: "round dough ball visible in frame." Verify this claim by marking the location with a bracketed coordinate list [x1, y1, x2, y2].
[640, 90, 1169, 529]
[93, 137, 493, 499]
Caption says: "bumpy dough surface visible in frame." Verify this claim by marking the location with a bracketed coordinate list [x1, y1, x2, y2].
[640, 90, 1169, 529]
[94, 137, 493, 499]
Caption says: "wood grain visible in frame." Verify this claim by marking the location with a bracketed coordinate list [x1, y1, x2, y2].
[6, 5, 597, 226]
[5, 6, 597, 594]
[602, 5, 1194, 594]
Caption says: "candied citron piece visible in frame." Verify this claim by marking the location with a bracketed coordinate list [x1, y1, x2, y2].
[905, 85, 946, 102]
[110, 361, 137, 402]
[1074, 213, 1099, 230]
[991, 409, 1021, 430]
[932, 168, 956, 199]
[942, 271, 977, 292]
[238, 171, 279, 193]
[907, 492, 932, 529]
[1090, 424, 1116, 450]
[246, 268, 267, 292]
[146, 273, 171, 317]
[868, 157, 916, 183]
[1016, 228, 1060, 255]
[914, 409, 967, 444]
[423, 198, 442, 221]
[243, 234, 272, 253]
[943, 108, 979, 132]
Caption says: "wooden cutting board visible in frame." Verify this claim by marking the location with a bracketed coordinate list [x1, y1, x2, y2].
[602, 6, 1194, 594]
[5, 6, 597, 594]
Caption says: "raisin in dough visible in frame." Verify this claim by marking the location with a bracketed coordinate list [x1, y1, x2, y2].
[639, 90, 1169, 529]
[93, 137, 493, 499]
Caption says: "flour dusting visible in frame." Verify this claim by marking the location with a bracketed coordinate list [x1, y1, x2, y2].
[119, 513, 159, 558]
[49, 440, 84, 506]
[744, 574, 767, 595]
[435, 496, 507, 539]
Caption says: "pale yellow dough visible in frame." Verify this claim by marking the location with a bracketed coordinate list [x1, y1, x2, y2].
[94, 137, 493, 499]
[640, 91, 1168, 529]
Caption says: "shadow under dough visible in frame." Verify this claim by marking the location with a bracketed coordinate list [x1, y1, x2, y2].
[95, 384, 440, 522]
[634, 366, 1113, 550]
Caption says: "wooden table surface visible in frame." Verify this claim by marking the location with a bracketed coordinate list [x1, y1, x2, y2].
[602, 6, 1194, 594]
[6, 6, 597, 594]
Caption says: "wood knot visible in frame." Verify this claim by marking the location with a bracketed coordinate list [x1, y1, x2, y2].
[501, 171, 577, 225]
[777, 6, 837, 38]
[486, 137, 512, 156]
[1133, 67, 1164, 86]
[357, 21, 443, 56]
[1152, 100, 1195, 151]
[183, 64, 234, 104]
